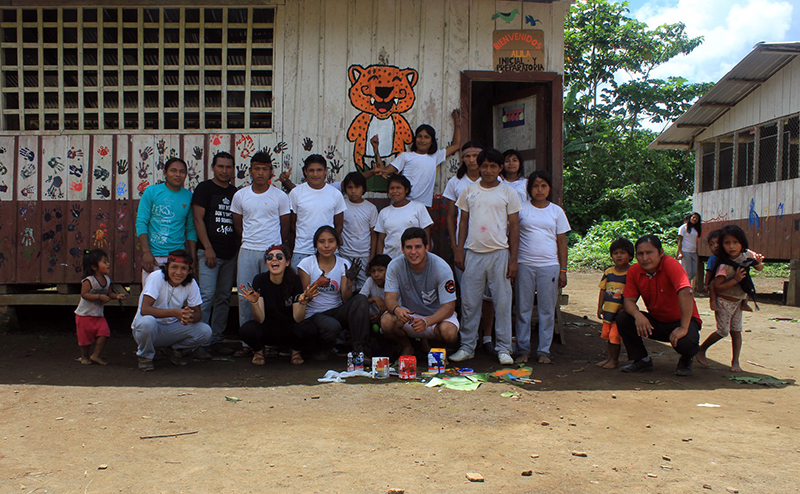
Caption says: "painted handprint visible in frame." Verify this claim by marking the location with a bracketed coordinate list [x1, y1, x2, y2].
[96, 185, 111, 198]
[69, 181, 83, 192]
[69, 162, 83, 177]
[117, 159, 129, 174]
[117, 182, 128, 197]
[302, 137, 313, 151]
[273, 141, 288, 154]
[210, 134, 223, 146]
[93, 166, 110, 182]
[21, 162, 36, 179]
[236, 162, 248, 180]
[67, 147, 84, 159]
[325, 145, 337, 160]
[0, 146, 5, 154]
[19, 147, 35, 162]
[44, 209, 55, 222]
[20, 185, 35, 197]
[47, 157, 65, 172]
[45, 175, 64, 199]
[21, 228, 34, 247]
[92, 229, 107, 248]
[137, 162, 149, 179]
[448, 157, 459, 174]
[0, 181, 8, 193]
[139, 146, 154, 161]
[259, 147, 274, 163]
[42, 230, 55, 242]
[70, 204, 83, 219]
[137, 180, 150, 196]
[0, 162, 6, 175]
[156, 139, 167, 155]
[236, 135, 256, 159]
[97, 146, 110, 157]
[192, 146, 203, 160]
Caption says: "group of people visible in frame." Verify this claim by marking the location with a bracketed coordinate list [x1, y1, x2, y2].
[71, 113, 762, 377]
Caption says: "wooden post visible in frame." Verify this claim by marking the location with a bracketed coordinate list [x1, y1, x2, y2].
[786, 259, 800, 307]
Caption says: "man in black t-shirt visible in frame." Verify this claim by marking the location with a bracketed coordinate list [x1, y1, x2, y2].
[191, 151, 238, 353]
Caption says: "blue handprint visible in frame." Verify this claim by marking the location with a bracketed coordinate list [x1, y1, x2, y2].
[117, 182, 128, 197]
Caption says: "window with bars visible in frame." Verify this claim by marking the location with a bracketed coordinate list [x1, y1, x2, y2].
[758, 123, 778, 183]
[0, 6, 274, 132]
[701, 142, 715, 192]
[782, 116, 799, 180]
[736, 129, 755, 187]
[718, 136, 733, 190]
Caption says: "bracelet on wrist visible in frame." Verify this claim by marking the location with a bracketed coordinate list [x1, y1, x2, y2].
[560, 268, 568, 272]
[391, 306, 398, 315]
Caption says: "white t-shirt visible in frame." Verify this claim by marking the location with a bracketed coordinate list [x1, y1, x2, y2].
[231, 185, 290, 251]
[289, 183, 348, 255]
[297, 255, 349, 318]
[505, 177, 528, 204]
[359, 276, 389, 314]
[390, 149, 447, 207]
[375, 200, 434, 258]
[442, 174, 479, 240]
[455, 181, 522, 253]
[340, 197, 378, 258]
[678, 223, 699, 253]
[135, 272, 203, 325]
[518, 201, 571, 267]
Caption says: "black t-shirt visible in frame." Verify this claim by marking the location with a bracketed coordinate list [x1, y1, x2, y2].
[251, 272, 303, 327]
[191, 179, 238, 260]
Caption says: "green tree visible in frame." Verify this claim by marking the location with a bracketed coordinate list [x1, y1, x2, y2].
[563, 0, 714, 233]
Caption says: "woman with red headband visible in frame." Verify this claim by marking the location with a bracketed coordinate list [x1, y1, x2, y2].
[131, 249, 212, 372]
[238, 245, 319, 365]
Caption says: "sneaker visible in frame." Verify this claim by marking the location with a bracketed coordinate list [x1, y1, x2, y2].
[138, 357, 154, 372]
[674, 356, 693, 377]
[193, 347, 213, 360]
[498, 352, 514, 365]
[449, 348, 475, 362]
[482, 341, 498, 357]
[620, 358, 654, 373]
[162, 348, 189, 366]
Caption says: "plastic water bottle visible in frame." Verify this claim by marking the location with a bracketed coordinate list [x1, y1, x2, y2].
[346, 352, 355, 372]
[355, 351, 364, 371]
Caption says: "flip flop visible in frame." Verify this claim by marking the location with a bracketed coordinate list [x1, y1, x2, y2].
[290, 350, 304, 365]
[251, 350, 265, 366]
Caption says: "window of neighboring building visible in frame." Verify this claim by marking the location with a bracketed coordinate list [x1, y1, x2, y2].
[737, 130, 755, 187]
[758, 123, 778, 183]
[718, 136, 733, 190]
[783, 116, 799, 180]
[701, 142, 715, 192]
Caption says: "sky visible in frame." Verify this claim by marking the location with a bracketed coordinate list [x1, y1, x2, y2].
[620, 0, 799, 84]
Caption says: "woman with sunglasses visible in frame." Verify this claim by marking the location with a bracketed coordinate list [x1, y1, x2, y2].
[238, 245, 319, 365]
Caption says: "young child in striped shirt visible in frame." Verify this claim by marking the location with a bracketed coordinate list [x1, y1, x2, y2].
[596, 238, 634, 369]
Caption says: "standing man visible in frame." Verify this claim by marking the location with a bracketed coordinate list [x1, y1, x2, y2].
[381, 227, 459, 355]
[136, 157, 197, 286]
[231, 151, 290, 333]
[191, 151, 238, 354]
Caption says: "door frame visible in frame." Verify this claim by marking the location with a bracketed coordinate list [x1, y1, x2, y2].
[460, 70, 563, 204]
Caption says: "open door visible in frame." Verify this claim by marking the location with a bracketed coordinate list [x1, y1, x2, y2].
[460, 71, 563, 204]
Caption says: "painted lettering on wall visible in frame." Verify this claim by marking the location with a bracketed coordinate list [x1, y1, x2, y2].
[493, 30, 545, 73]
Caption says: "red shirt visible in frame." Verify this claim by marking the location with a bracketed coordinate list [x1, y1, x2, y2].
[623, 256, 702, 326]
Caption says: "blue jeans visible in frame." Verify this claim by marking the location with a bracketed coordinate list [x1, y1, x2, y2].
[290, 252, 312, 270]
[197, 249, 237, 344]
[237, 248, 266, 327]
[515, 264, 560, 357]
[132, 315, 212, 359]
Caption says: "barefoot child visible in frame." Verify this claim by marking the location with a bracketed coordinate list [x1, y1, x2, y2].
[596, 238, 633, 369]
[696, 225, 764, 372]
[360, 254, 392, 326]
[703, 230, 722, 311]
[75, 249, 126, 365]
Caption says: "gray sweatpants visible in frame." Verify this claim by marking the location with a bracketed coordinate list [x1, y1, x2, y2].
[459, 249, 513, 354]
[515, 263, 560, 356]
[132, 315, 212, 359]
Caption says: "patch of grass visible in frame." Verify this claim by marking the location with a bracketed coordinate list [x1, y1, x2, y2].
[752, 262, 789, 278]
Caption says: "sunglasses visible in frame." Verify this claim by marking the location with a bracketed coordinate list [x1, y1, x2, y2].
[265, 253, 285, 261]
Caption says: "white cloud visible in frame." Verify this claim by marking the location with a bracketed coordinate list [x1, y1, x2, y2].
[633, 0, 794, 83]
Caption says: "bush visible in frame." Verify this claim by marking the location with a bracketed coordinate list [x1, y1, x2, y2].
[568, 218, 678, 271]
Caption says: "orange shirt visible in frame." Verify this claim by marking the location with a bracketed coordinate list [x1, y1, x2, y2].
[623, 256, 702, 326]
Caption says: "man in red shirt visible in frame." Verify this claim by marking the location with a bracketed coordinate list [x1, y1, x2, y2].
[618, 235, 701, 376]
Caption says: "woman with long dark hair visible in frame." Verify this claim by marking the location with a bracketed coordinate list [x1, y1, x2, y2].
[677, 212, 702, 284]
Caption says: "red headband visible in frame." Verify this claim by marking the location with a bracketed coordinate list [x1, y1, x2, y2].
[167, 255, 191, 265]
[462, 147, 481, 155]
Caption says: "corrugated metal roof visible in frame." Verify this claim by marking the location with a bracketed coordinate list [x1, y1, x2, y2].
[649, 41, 800, 150]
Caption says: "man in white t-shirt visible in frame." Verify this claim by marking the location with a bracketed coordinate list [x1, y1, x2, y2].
[452, 148, 521, 365]
[131, 251, 212, 372]
[289, 154, 347, 268]
[231, 151, 291, 327]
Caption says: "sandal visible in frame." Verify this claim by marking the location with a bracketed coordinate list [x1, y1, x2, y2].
[290, 350, 304, 365]
[234, 346, 253, 358]
[251, 350, 265, 366]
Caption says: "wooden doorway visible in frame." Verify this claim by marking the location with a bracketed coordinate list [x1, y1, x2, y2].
[460, 71, 563, 203]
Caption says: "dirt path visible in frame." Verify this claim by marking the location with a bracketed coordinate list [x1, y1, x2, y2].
[1, 273, 798, 493]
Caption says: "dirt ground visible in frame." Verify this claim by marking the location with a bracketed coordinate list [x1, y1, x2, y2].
[1, 272, 798, 494]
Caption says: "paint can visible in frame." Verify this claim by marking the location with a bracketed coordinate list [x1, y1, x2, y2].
[371, 356, 390, 379]
[428, 348, 446, 374]
[398, 355, 417, 380]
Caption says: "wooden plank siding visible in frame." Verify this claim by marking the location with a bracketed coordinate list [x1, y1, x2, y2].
[0, 0, 571, 285]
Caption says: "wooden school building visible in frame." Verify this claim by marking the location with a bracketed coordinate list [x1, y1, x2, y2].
[0, 0, 571, 300]
[650, 42, 800, 304]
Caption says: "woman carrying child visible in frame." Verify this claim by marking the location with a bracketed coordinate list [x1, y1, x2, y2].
[75, 249, 126, 365]
[375, 174, 433, 259]
[696, 225, 763, 372]
[238, 245, 319, 365]
[371, 109, 461, 207]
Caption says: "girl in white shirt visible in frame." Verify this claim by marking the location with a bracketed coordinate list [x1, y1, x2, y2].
[502, 149, 528, 204]
[371, 109, 462, 207]
[375, 174, 433, 258]
[677, 212, 702, 284]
